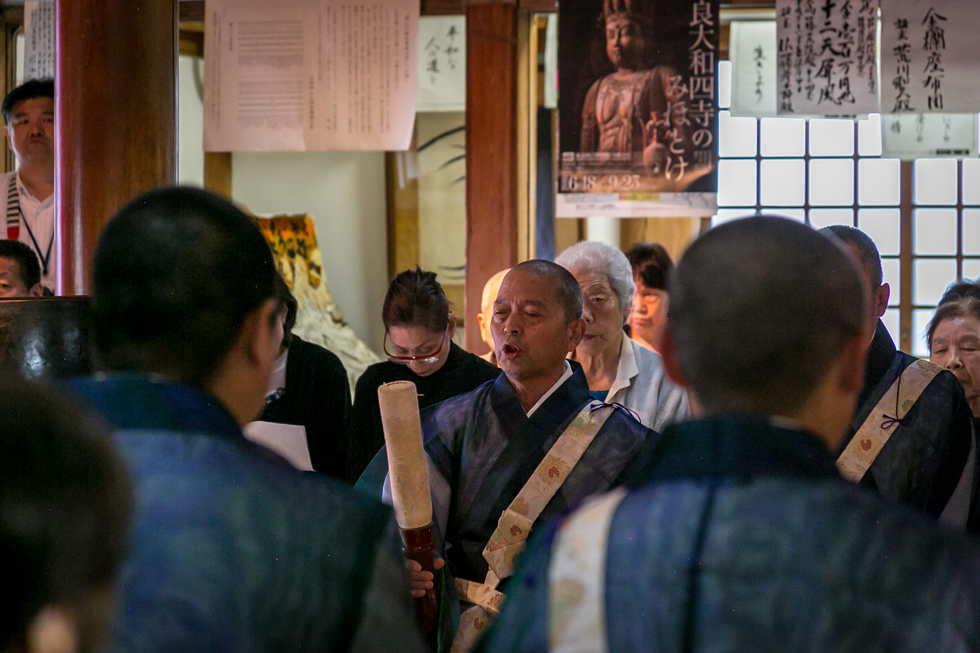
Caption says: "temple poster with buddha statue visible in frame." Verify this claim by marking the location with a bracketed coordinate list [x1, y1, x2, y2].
[556, 0, 719, 217]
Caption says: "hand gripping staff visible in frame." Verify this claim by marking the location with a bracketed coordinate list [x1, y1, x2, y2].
[379, 381, 440, 644]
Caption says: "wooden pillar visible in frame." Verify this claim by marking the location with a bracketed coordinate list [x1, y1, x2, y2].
[465, 2, 519, 353]
[56, 0, 178, 295]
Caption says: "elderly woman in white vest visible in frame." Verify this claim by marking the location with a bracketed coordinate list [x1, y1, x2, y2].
[555, 240, 689, 432]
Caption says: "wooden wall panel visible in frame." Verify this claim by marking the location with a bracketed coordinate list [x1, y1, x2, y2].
[56, 0, 178, 295]
[465, 3, 519, 353]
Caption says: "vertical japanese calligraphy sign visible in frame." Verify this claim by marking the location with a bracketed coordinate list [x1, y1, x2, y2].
[775, 0, 879, 116]
[204, 0, 418, 152]
[730, 21, 778, 117]
[23, 1, 55, 82]
[882, 113, 977, 159]
[556, 0, 718, 218]
[881, 0, 980, 115]
[417, 17, 466, 112]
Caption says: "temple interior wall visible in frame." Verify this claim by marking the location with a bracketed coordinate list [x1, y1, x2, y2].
[177, 55, 388, 356]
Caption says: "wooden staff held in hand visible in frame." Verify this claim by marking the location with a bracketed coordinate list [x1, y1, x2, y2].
[379, 381, 440, 643]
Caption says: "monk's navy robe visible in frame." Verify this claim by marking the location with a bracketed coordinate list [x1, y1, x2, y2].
[68, 373, 426, 653]
[422, 367, 652, 586]
[359, 366, 652, 584]
[477, 417, 980, 652]
[839, 320, 979, 531]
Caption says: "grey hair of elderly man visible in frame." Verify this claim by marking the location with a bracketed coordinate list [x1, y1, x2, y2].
[554, 240, 635, 318]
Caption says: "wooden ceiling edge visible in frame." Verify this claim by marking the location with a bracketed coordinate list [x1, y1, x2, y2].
[179, 0, 204, 22]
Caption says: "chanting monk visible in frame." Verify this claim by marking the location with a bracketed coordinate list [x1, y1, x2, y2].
[822, 226, 978, 532]
[477, 216, 980, 652]
[362, 260, 652, 650]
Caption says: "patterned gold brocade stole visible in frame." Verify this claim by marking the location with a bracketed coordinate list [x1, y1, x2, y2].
[837, 358, 941, 483]
[450, 402, 615, 653]
[548, 488, 627, 653]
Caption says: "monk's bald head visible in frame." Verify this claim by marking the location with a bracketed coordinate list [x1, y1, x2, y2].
[669, 216, 867, 416]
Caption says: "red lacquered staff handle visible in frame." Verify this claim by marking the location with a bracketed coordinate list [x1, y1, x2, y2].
[401, 523, 440, 645]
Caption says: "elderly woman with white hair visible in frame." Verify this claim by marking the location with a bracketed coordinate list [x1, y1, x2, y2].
[555, 241, 689, 432]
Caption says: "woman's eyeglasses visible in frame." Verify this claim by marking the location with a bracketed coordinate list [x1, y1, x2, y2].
[383, 327, 449, 365]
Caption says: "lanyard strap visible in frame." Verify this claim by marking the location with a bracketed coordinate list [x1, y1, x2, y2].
[20, 205, 52, 278]
[6, 174, 19, 240]
[7, 175, 52, 277]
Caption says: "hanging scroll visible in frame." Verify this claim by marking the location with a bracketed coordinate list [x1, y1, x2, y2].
[204, 0, 418, 152]
[23, 1, 55, 82]
[775, 0, 879, 116]
[556, 0, 718, 218]
[417, 17, 465, 112]
[730, 21, 778, 117]
[881, 1, 980, 114]
[881, 113, 977, 159]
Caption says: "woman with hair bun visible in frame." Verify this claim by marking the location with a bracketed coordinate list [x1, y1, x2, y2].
[347, 267, 499, 483]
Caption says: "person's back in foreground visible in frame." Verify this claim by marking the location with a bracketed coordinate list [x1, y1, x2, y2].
[477, 216, 980, 653]
[69, 186, 426, 653]
[1, 377, 130, 653]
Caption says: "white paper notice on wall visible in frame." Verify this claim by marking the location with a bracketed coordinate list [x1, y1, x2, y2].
[204, 0, 419, 152]
[544, 15, 558, 110]
[775, 0, 878, 116]
[417, 17, 465, 112]
[23, 1, 54, 82]
[881, 1, 980, 115]
[881, 113, 977, 159]
[730, 21, 778, 117]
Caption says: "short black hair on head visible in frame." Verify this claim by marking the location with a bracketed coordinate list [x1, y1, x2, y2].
[0, 239, 40, 289]
[1, 79, 54, 125]
[382, 267, 451, 333]
[91, 186, 278, 387]
[509, 259, 584, 324]
[626, 242, 674, 290]
[821, 225, 883, 289]
[0, 376, 131, 652]
[670, 216, 866, 416]
[273, 272, 298, 349]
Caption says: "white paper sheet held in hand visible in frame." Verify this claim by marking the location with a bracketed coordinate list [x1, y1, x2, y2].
[379, 381, 433, 530]
[243, 422, 313, 471]
[204, 0, 418, 152]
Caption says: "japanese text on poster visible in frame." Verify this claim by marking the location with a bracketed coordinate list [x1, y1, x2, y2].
[776, 0, 878, 116]
[881, 0, 980, 114]
[23, 1, 55, 82]
[730, 21, 778, 117]
[204, 0, 418, 152]
[882, 113, 977, 158]
[417, 17, 465, 112]
[557, 0, 718, 217]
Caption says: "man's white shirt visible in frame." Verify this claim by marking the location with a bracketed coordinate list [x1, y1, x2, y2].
[0, 170, 56, 290]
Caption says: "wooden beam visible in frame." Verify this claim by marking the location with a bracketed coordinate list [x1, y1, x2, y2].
[179, 0, 205, 22]
[465, 3, 519, 354]
[204, 152, 233, 199]
[56, 0, 178, 295]
[385, 150, 420, 280]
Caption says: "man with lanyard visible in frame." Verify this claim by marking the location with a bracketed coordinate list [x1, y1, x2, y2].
[476, 217, 980, 653]
[1, 79, 55, 293]
[822, 226, 978, 532]
[361, 260, 653, 652]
